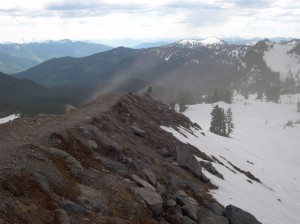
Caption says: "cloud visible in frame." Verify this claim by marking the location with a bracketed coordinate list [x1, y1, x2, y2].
[223, 0, 273, 8]
[45, 0, 148, 17]
[0, 0, 299, 42]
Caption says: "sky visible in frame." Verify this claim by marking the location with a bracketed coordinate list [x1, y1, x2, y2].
[0, 0, 299, 44]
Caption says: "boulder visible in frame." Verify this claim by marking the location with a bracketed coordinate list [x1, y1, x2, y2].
[176, 145, 206, 181]
[201, 217, 216, 224]
[167, 199, 177, 207]
[182, 215, 197, 224]
[131, 174, 155, 190]
[60, 199, 90, 215]
[54, 209, 70, 224]
[200, 208, 229, 224]
[31, 172, 50, 192]
[182, 204, 201, 221]
[176, 190, 198, 206]
[208, 203, 223, 216]
[131, 126, 146, 137]
[156, 182, 166, 194]
[143, 170, 157, 186]
[134, 187, 163, 216]
[45, 147, 83, 179]
[77, 184, 107, 214]
[87, 140, 98, 150]
[225, 205, 262, 224]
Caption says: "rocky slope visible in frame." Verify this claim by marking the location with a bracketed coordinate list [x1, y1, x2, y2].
[0, 93, 261, 224]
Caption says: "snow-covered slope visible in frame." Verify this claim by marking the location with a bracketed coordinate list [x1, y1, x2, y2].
[162, 93, 300, 224]
[263, 41, 300, 81]
[0, 114, 19, 124]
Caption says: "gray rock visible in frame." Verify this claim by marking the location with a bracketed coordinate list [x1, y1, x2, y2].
[200, 208, 229, 224]
[208, 203, 223, 216]
[129, 160, 144, 170]
[134, 187, 163, 216]
[60, 199, 90, 215]
[201, 162, 224, 179]
[54, 209, 70, 224]
[182, 204, 201, 221]
[45, 147, 83, 179]
[167, 199, 177, 207]
[156, 182, 166, 194]
[176, 190, 187, 196]
[176, 191, 198, 206]
[131, 126, 146, 137]
[77, 184, 107, 214]
[131, 174, 156, 190]
[176, 145, 206, 181]
[31, 172, 50, 192]
[143, 170, 157, 186]
[171, 213, 183, 223]
[201, 217, 216, 224]
[182, 216, 197, 224]
[225, 205, 262, 224]
[87, 140, 98, 150]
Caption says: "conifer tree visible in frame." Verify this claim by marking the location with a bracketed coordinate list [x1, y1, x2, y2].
[210, 105, 227, 136]
[210, 105, 234, 137]
[226, 107, 234, 136]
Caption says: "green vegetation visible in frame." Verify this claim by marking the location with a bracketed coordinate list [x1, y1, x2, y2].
[210, 105, 234, 137]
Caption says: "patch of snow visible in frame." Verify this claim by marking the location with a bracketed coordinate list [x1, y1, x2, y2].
[161, 93, 300, 224]
[200, 37, 224, 46]
[0, 114, 20, 124]
[176, 37, 225, 48]
[164, 53, 173, 62]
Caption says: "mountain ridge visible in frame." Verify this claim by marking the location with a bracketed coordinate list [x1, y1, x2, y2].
[0, 92, 262, 223]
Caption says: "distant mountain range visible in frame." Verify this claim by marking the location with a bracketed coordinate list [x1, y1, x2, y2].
[15, 37, 300, 100]
[0, 39, 112, 73]
[2, 37, 300, 115]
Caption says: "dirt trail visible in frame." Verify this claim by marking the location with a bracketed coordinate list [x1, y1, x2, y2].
[0, 93, 122, 149]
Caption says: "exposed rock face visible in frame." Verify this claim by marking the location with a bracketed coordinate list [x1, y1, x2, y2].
[0, 93, 260, 223]
[225, 205, 262, 224]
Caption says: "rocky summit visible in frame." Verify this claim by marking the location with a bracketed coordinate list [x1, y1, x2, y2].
[0, 93, 261, 224]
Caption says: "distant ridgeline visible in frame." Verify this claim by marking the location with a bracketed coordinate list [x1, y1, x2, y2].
[1, 38, 300, 115]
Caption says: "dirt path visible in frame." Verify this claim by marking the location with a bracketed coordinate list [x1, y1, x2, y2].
[0, 92, 122, 150]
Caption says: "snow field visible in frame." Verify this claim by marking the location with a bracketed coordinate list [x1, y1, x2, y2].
[162, 93, 300, 224]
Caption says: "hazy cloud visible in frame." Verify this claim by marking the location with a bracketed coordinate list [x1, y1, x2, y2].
[0, 0, 299, 42]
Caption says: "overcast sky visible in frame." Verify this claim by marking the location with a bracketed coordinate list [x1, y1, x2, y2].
[0, 0, 299, 44]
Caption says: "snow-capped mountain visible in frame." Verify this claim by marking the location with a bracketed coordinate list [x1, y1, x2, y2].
[171, 37, 227, 48]
[235, 39, 300, 93]
[263, 39, 300, 81]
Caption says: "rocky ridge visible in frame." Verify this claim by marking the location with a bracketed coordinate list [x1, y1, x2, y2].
[0, 93, 261, 223]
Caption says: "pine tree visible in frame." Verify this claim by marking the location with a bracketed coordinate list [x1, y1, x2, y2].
[210, 105, 234, 137]
[226, 107, 234, 137]
[210, 105, 227, 136]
